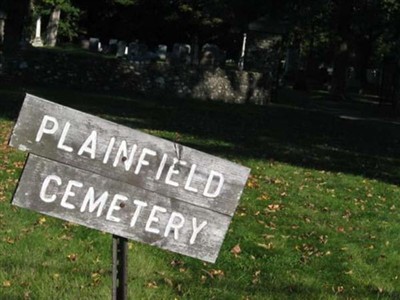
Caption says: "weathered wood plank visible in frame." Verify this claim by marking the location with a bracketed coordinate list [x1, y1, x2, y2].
[10, 94, 250, 217]
[13, 154, 232, 263]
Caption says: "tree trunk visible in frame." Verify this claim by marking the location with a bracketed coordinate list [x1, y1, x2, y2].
[354, 39, 372, 94]
[331, 41, 349, 100]
[330, 0, 354, 100]
[45, 6, 61, 47]
[3, 0, 30, 57]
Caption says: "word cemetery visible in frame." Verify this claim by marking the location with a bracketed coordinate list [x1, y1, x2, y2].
[10, 94, 250, 263]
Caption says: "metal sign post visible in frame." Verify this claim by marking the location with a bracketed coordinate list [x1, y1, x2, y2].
[112, 235, 128, 300]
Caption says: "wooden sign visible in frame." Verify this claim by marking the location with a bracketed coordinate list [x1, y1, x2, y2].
[10, 94, 250, 263]
[10, 94, 249, 217]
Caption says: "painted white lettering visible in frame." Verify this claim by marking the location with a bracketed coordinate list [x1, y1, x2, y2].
[134, 148, 156, 175]
[164, 212, 185, 240]
[36, 115, 58, 142]
[60, 180, 83, 210]
[190, 218, 208, 244]
[78, 130, 97, 159]
[80, 187, 109, 217]
[203, 171, 224, 198]
[106, 194, 127, 223]
[103, 137, 116, 164]
[165, 158, 185, 187]
[155, 153, 168, 180]
[113, 140, 137, 171]
[40, 175, 62, 203]
[57, 121, 73, 152]
[145, 205, 167, 234]
[129, 200, 148, 227]
[184, 164, 198, 193]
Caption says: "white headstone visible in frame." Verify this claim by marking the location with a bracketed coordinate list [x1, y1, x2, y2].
[157, 44, 167, 60]
[32, 17, 43, 47]
[116, 41, 127, 57]
[172, 43, 191, 64]
[0, 10, 6, 44]
[201, 44, 221, 66]
[89, 38, 100, 52]
[108, 39, 118, 55]
[128, 42, 139, 57]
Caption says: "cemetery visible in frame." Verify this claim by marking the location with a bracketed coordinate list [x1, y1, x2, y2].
[5, 46, 270, 105]
[0, 1, 400, 299]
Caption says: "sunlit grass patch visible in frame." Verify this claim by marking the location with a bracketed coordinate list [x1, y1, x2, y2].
[0, 86, 399, 299]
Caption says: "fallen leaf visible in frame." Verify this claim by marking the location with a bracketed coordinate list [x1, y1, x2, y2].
[257, 194, 270, 201]
[59, 234, 73, 241]
[202, 269, 225, 279]
[4, 237, 15, 244]
[209, 269, 225, 278]
[200, 275, 207, 283]
[170, 260, 184, 267]
[257, 243, 273, 250]
[3, 280, 11, 287]
[164, 278, 173, 287]
[337, 227, 345, 233]
[67, 253, 78, 262]
[36, 217, 46, 225]
[231, 244, 241, 257]
[146, 281, 158, 289]
[262, 234, 275, 240]
[266, 204, 281, 212]
[252, 270, 261, 284]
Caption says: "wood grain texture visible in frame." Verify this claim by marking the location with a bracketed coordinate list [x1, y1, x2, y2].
[10, 94, 250, 217]
[13, 155, 232, 263]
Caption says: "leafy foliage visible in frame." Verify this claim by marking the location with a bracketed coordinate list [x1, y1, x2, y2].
[34, 0, 80, 42]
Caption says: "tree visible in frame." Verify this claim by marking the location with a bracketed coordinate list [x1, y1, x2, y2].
[1, 0, 31, 56]
[35, 0, 79, 46]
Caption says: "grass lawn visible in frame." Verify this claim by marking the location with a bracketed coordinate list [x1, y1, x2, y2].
[0, 85, 399, 299]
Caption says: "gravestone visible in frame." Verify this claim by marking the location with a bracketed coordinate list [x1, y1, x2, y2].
[200, 44, 221, 66]
[157, 45, 167, 60]
[108, 39, 118, 55]
[116, 41, 127, 57]
[284, 47, 300, 81]
[128, 41, 139, 57]
[172, 43, 191, 64]
[138, 43, 148, 57]
[80, 38, 90, 50]
[0, 10, 6, 44]
[129, 43, 151, 62]
[89, 38, 100, 52]
[32, 17, 43, 47]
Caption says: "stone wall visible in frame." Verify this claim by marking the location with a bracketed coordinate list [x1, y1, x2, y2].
[5, 49, 270, 105]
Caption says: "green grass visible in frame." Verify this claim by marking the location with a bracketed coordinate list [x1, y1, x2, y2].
[0, 85, 400, 299]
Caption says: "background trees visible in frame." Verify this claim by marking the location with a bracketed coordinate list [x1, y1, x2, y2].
[1, 0, 400, 98]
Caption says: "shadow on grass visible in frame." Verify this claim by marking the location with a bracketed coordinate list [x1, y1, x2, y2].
[1, 85, 399, 185]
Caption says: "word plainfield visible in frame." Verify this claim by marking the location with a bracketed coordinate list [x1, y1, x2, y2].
[36, 115, 224, 199]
